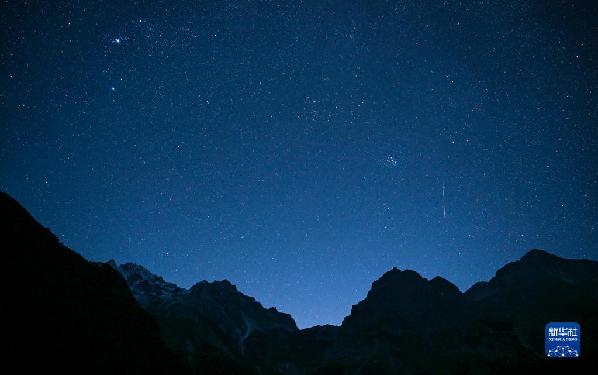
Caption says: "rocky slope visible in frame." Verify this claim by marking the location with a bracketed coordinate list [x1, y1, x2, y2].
[112, 261, 297, 374]
[1, 192, 187, 375]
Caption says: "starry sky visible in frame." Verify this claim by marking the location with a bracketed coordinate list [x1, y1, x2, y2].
[1, 0, 597, 328]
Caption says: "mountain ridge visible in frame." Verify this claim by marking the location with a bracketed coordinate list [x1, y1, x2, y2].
[109, 248, 587, 329]
[109, 249, 598, 373]
[107, 248, 598, 342]
[3, 190, 597, 374]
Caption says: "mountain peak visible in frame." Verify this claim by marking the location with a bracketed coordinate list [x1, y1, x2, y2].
[465, 249, 598, 302]
[112, 262, 298, 351]
[193, 278, 237, 290]
[113, 261, 186, 305]
[341, 266, 463, 334]
[374, 267, 424, 287]
[520, 248, 560, 262]
[372, 267, 460, 295]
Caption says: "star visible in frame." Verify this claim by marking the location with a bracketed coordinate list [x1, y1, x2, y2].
[385, 156, 398, 168]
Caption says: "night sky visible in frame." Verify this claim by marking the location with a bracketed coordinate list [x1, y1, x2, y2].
[1, 0, 597, 328]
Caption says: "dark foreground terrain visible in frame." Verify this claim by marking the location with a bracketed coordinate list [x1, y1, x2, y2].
[2, 191, 597, 374]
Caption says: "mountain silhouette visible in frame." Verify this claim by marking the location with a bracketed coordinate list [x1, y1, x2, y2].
[112, 261, 297, 374]
[464, 249, 598, 366]
[110, 252, 598, 374]
[1, 192, 188, 374]
[2, 191, 597, 374]
[341, 268, 465, 335]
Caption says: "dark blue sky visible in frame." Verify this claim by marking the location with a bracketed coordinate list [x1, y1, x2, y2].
[1, 0, 597, 328]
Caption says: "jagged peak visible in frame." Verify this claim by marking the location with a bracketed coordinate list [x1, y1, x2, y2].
[372, 267, 459, 294]
[192, 279, 238, 292]
[186, 279, 298, 331]
[117, 262, 176, 285]
[113, 260, 185, 305]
